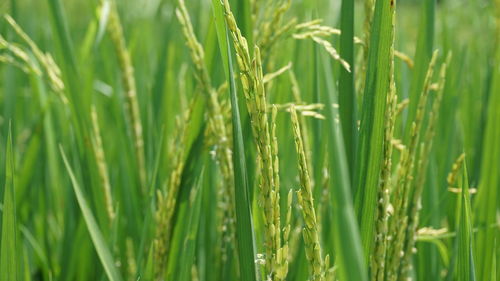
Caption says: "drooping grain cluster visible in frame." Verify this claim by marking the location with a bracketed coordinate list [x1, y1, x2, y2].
[1, 15, 66, 103]
[290, 105, 325, 281]
[176, 0, 237, 267]
[154, 103, 194, 281]
[90, 105, 115, 222]
[222, 1, 285, 278]
[370, 4, 397, 278]
[106, 0, 147, 192]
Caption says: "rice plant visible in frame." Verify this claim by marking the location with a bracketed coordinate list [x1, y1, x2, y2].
[0, 0, 499, 280]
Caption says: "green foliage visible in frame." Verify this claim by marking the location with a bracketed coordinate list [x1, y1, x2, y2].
[457, 163, 476, 281]
[60, 147, 124, 281]
[405, 0, 435, 138]
[338, 0, 356, 177]
[0, 0, 498, 281]
[1, 125, 18, 281]
[473, 41, 500, 281]
[322, 54, 368, 281]
[224, 27, 259, 281]
[354, 0, 395, 261]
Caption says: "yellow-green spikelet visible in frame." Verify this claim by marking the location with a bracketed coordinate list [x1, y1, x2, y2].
[222, 0, 282, 276]
[290, 105, 324, 281]
[107, 1, 147, 192]
[385, 50, 439, 281]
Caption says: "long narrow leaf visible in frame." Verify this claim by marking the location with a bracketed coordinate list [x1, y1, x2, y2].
[46, 0, 77, 73]
[60, 147, 124, 281]
[405, 0, 435, 137]
[322, 54, 367, 281]
[221, 19, 258, 281]
[457, 162, 476, 281]
[211, 0, 229, 77]
[354, 0, 396, 262]
[473, 46, 500, 281]
[338, 0, 356, 177]
[1, 124, 18, 281]
[178, 168, 205, 281]
[166, 129, 206, 281]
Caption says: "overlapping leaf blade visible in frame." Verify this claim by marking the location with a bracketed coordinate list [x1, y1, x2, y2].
[338, 0, 356, 177]
[457, 163, 476, 281]
[322, 55, 367, 281]
[210, 1, 258, 279]
[354, 0, 395, 262]
[225, 28, 259, 281]
[1, 125, 18, 281]
[473, 45, 500, 281]
[60, 147, 124, 281]
[405, 0, 435, 137]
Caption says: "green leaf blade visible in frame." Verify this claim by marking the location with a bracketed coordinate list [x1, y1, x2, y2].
[220, 20, 258, 281]
[473, 48, 500, 281]
[60, 147, 124, 281]
[322, 55, 368, 281]
[211, 0, 229, 77]
[457, 162, 476, 281]
[338, 0, 357, 179]
[405, 0, 435, 138]
[177, 168, 205, 281]
[1, 125, 18, 281]
[354, 0, 395, 263]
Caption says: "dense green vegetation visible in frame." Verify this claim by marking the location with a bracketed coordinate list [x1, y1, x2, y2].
[0, 0, 499, 280]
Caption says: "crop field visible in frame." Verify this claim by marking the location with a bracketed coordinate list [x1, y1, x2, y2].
[0, 0, 499, 280]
